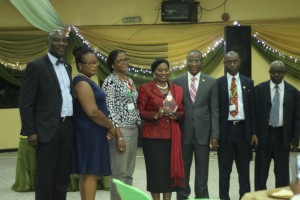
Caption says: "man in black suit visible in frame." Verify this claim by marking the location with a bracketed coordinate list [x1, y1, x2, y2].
[254, 60, 300, 191]
[217, 51, 257, 200]
[19, 30, 74, 200]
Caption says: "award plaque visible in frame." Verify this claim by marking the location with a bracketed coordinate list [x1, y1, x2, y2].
[163, 91, 178, 112]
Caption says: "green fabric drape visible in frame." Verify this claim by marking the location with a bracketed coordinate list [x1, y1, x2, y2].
[11, 138, 111, 192]
[10, 0, 66, 32]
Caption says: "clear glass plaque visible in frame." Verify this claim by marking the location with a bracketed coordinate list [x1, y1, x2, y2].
[163, 91, 178, 112]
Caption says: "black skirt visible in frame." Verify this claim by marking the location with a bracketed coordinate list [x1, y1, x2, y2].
[142, 138, 178, 193]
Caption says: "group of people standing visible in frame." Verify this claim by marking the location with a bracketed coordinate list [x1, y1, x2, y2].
[18, 29, 300, 200]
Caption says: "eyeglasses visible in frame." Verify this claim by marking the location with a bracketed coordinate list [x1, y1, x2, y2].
[81, 61, 99, 66]
[116, 59, 130, 64]
[187, 59, 202, 64]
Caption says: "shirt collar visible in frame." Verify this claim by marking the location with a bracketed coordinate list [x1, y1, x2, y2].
[47, 53, 61, 66]
[270, 80, 284, 90]
[188, 71, 201, 80]
[227, 72, 240, 82]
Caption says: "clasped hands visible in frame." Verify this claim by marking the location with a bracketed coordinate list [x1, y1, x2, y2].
[107, 127, 117, 140]
[154, 107, 177, 120]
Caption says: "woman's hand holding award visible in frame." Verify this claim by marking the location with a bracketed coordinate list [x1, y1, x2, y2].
[163, 91, 178, 120]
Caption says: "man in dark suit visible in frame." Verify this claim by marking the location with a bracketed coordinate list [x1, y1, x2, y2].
[254, 60, 300, 191]
[217, 51, 257, 200]
[19, 30, 74, 200]
[173, 50, 219, 199]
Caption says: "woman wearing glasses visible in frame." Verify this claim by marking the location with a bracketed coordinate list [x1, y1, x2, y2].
[71, 46, 116, 200]
[102, 49, 141, 200]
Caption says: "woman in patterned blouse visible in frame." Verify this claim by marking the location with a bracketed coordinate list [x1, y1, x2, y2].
[102, 49, 141, 200]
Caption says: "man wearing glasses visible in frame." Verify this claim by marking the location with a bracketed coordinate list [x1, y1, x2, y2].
[173, 50, 219, 199]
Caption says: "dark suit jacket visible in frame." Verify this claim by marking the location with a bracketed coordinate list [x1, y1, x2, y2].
[137, 80, 184, 139]
[19, 54, 72, 143]
[217, 75, 256, 144]
[172, 73, 219, 145]
[255, 80, 300, 149]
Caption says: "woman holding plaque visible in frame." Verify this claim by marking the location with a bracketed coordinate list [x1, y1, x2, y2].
[137, 58, 185, 200]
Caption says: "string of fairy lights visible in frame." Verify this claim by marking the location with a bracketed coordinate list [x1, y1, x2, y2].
[1, 22, 299, 73]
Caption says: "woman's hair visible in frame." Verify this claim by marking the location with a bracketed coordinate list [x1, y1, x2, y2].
[151, 58, 169, 73]
[72, 46, 94, 71]
[106, 49, 126, 72]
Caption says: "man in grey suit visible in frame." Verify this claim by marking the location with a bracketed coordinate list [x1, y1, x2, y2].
[19, 30, 74, 200]
[173, 50, 219, 199]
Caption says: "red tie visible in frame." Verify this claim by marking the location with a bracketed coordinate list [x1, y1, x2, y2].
[189, 77, 197, 104]
[230, 77, 238, 116]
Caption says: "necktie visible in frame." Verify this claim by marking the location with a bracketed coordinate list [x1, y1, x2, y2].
[189, 76, 197, 104]
[230, 77, 238, 116]
[269, 85, 280, 127]
[56, 59, 64, 65]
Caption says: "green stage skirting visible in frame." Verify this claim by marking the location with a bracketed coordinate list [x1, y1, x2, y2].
[11, 137, 110, 192]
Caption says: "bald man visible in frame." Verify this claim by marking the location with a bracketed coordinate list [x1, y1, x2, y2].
[19, 30, 74, 200]
[254, 60, 300, 191]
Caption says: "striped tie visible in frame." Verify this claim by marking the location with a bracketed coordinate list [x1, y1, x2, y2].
[190, 76, 197, 104]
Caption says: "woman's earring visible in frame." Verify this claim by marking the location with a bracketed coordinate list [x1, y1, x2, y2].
[153, 74, 156, 78]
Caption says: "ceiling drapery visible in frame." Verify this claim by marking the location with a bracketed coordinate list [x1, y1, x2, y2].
[1, 0, 299, 87]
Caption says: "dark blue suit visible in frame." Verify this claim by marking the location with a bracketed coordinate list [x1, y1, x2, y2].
[254, 80, 300, 190]
[217, 75, 256, 200]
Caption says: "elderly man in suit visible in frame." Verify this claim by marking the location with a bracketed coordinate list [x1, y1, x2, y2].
[19, 30, 74, 200]
[217, 51, 258, 200]
[173, 50, 219, 199]
[254, 60, 300, 191]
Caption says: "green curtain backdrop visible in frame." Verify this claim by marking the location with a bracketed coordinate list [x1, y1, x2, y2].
[1, 0, 300, 87]
[10, 0, 66, 32]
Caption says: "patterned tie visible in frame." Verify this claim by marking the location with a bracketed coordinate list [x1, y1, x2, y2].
[269, 85, 280, 127]
[230, 77, 238, 116]
[189, 76, 197, 104]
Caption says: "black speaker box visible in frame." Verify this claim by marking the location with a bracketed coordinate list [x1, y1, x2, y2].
[224, 26, 252, 78]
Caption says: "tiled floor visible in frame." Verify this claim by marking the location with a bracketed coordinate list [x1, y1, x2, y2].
[0, 148, 278, 200]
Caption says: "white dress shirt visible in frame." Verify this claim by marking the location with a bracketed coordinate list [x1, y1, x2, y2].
[188, 71, 201, 92]
[48, 53, 73, 117]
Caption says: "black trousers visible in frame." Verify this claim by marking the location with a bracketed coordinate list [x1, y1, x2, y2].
[35, 119, 73, 200]
[254, 127, 289, 191]
[218, 122, 251, 200]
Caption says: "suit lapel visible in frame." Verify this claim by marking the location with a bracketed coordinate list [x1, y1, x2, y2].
[182, 74, 193, 105]
[240, 76, 247, 103]
[44, 55, 61, 89]
[264, 81, 272, 108]
[150, 80, 166, 98]
[194, 74, 206, 104]
[283, 81, 290, 108]
[222, 76, 229, 104]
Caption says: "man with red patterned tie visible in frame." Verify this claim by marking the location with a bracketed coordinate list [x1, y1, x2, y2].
[217, 51, 258, 200]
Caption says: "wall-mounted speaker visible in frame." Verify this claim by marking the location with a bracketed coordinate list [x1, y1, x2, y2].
[224, 26, 252, 78]
[161, 1, 199, 22]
